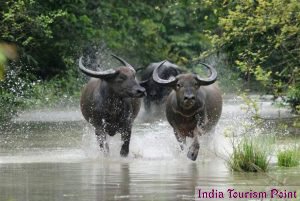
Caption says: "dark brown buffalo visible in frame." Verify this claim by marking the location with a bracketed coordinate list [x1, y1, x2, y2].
[153, 61, 222, 161]
[139, 61, 182, 113]
[79, 54, 146, 157]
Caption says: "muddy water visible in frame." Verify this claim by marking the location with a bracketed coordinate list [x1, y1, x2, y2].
[0, 96, 299, 201]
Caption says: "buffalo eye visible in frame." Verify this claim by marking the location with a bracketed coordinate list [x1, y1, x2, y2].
[116, 75, 127, 82]
[176, 83, 182, 90]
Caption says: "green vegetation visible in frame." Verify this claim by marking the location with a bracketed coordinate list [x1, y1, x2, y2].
[0, 68, 82, 122]
[228, 138, 270, 172]
[207, 0, 300, 112]
[0, 0, 299, 122]
[277, 148, 300, 167]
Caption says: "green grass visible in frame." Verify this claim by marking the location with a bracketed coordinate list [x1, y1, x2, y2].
[277, 148, 299, 167]
[228, 138, 270, 172]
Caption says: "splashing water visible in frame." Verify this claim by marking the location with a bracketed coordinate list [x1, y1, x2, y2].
[0, 95, 298, 165]
[1, 96, 299, 201]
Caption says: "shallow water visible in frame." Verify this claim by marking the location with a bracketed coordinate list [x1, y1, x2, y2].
[0, 96, 299, 201]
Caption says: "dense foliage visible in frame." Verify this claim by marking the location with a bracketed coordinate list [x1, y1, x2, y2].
[207, 0, 300, 112]
[0, 0, 299, 121]
[0, 0, 217, 74]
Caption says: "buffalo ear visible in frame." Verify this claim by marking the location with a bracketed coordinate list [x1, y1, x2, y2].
[172, 83, 178, 90]
[168, 79, 178, 90]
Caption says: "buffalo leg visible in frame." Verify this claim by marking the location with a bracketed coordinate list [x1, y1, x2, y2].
[120, 127, 131, 157]
[95, 127, 109, 154]
[144, 98, 151, 112]
[187, 134, 200, 161]
[174, 129, 186, 151]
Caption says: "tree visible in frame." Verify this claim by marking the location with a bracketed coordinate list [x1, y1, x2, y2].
[209, 0, 300, 112]
[0, 0, 98, 78]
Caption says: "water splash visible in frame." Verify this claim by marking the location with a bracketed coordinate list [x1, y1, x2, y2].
[1, 95, 297, 164]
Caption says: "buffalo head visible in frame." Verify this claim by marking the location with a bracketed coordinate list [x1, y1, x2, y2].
[140, 61, 181, 101]
[153, 61, 217, 110]
[139, 61, 182, 114]
[79, 54, 146, 98]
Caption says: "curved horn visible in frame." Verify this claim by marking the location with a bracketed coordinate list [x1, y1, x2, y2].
[111, 54, 136, 73]
[79, 56, 118, 79]
[135, 67, 145, 73]
[152, 60, 178, 86]
[139, 79, 149, 85]
[194, 62, 217, 85]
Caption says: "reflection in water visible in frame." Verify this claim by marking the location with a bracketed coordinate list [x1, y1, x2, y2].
[1, 159, 299, 201]
[0, 98, 299, 201]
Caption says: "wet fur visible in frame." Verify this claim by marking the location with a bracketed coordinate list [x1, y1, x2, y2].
[80, 67, 144, 157]
[165, 76, 222, 161]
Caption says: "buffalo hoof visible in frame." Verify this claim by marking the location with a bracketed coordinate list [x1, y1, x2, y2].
[120, 145, 129, 157]
[120, 149, 129, 157]
[187, 151, 198, 161]
[187, 144, 200, 161]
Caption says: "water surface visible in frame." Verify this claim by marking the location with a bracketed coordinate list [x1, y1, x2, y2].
[0, 96, 299, 201]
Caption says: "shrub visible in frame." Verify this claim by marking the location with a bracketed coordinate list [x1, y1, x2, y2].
[0, 62, 83, 122]
[287, 84, 300, 114]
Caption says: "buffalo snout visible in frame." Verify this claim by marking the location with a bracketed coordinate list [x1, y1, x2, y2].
[184, 94, 195, 101]
[182, 92, 196, 108]
[131, 86, 146, 98]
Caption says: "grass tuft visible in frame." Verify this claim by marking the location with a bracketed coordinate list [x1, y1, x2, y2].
[277, 148, 299, 167]
[228, 138, 269, 172]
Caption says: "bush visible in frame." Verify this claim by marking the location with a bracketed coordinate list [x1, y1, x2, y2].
[0, 62, 83, 122]
[0, 63, 32, 122]
[287, 84, 300, 114]
[209, 0, 300, 111]
[28, 66, 83, 105]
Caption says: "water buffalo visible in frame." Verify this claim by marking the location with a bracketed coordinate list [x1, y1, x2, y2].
[79, 54, 146, 157]
[139, 61, 182, 113]
[153, 61, 222, 161]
